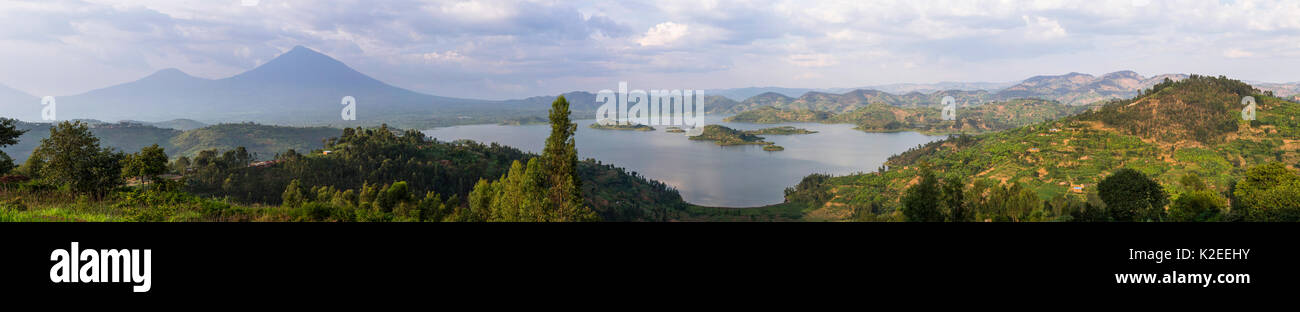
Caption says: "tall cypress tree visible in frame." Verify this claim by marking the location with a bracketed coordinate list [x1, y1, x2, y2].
[540, 95, 598, 221]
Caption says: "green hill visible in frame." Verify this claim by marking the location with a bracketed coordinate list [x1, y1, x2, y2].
[689, 125, 774, 146]
[781, 75, 1298, 221]
[1, 121, 339, 162]
[169, 123, 340, 159]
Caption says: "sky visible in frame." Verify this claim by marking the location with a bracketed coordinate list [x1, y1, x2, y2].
[1, 0, 1299, 100]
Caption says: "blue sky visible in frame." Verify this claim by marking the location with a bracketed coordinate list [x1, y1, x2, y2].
[2, 0, 1299, 99]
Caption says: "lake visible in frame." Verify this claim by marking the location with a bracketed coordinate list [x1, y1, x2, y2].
[423, 116, 944, 207]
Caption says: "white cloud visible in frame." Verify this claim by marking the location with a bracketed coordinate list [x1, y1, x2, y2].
[421, 51, 466, 62]
[1223, 48, 1254, 59]
[4, 0, 1300, 99]
[787, 53, 836, 67]
[637, 22, 690, 47]
[1022, 15, 1067, 40]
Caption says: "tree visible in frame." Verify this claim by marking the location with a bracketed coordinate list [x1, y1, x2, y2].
[0, 117, 27, 174]
[1169, 191, 1225, 222]
[173, 156, 191, 175]
[1232, 163, 1300, 222]
[1168, 174, 1224, 222]
[282, 179, 305, 208]
[138, 144, 168, 179]
[539, 95, 597, 221]
[902, 166, 944, 222]
[33, 121, 124, 195]
[1098, 169, 1168, 222]
[986, 182, 1039, 222]
[941, 175, 970, 222]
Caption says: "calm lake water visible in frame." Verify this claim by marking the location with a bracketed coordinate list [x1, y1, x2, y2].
[423, 116, 943, 207]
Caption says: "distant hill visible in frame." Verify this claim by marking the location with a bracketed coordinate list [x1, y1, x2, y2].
[168, 123, 340, 159]
[2, 121, 181, 163]
[1, 121, 338, 163]
[705, 71, 1213, 114]
[995, 71, 1190, 105]
[147, 119, 208, 131]
[705, 81, 1014, 101]
[712, 89, 996, 114]
[725, 99, 1087, 135]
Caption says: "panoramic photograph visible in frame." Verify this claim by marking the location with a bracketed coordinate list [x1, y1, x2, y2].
[2, 0, 1298, 299]
[3, 0, 1299, 223]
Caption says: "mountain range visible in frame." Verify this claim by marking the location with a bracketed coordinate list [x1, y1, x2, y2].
[2, 45, 1297, 126]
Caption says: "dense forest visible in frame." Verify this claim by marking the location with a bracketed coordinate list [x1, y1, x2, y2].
[0, 96, 699, 222]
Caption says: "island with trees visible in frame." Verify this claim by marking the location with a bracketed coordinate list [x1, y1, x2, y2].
[589, 122, 655, 131]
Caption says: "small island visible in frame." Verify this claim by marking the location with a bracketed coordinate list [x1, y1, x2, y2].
[745, 126, 817, 135]
[763, 145, 785, 151]
[589, 122, 655, 131]
[665, 126, 686, 133]
[689, 125, 775, 146]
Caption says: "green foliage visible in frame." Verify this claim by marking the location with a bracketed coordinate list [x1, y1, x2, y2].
[589, 123, 655, 131]
[282, 179, 305, 208]
[468, 95, 599, 222]
[1098, 169, 1168, 222]
[1083, 75, 1253, 144]
[169, 123, 339, 160]
[33, 121, 125, 196]
[121, 144, 169, 185]
[724, 107, 832, 123]
[1169, 190, 1226, 222]
[1232, 162, 1300, 222]
[901, 166, 944, 222]
[942, 176, 971, 222]
[689, 125, 773, 146]
[0, 117, 25, 174]
[744, 126, 818, 135]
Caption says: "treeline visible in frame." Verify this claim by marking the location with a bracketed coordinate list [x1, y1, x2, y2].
[891, 164, 1298, 222]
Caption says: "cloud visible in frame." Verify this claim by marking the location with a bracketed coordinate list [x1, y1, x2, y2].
[3, 0, 1300, 99]
[1022, 16, 1067, 40]
[1223, 48, 1254, 59]
[637, 22, 690, 47]
[787, 53, 836, 67]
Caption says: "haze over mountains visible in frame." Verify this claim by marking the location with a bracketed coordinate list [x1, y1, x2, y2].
[0, 83, 38, 121]
[1, 45, 1296, 126]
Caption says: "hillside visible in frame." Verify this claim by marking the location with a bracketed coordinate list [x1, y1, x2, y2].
[724, 106, 832, 123]
[781, 75, 1297, 221]
[1, 121, 337, 162]
[711, 89, 996, 115]
[168, 123, 340, 159]
[724, 98, 1088, 135]
[2, 121, 181, 162]
[995, 71, 1189, 105]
